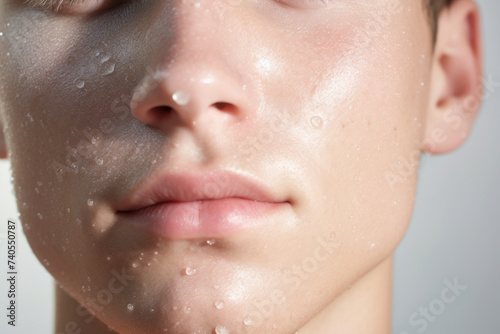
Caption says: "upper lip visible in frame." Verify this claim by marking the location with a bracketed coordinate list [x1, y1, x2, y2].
[116, 168, 286, 212]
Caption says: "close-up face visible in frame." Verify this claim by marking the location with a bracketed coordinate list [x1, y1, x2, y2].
[0, 0, 473, 333]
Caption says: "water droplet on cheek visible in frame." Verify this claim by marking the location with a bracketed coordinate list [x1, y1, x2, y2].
[184, 267, 196, 276]
[75, 79, 85, 89]
[37, 213, 43, 220]
[127, 303, 134, 311]
[99, 62, 115, 76]
[243, 316, 253, 326]
[310, 116, 323, 128]
[87, 199, 94, 207]
[214, 300, 224, 309]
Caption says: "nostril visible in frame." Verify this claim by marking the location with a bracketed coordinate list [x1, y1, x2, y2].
[213, 102, 237, 114]
[148, 105, 173, 121]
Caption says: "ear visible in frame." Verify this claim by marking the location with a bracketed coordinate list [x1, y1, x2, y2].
[423, 0, 483, 154]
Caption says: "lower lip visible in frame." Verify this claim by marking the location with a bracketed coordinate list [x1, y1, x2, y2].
[119, 198, 287, 240]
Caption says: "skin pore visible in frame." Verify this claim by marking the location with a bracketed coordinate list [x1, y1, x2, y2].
[0, 0, 482, 333]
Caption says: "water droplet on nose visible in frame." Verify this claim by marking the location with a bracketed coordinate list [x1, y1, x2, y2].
[184, 267, 196, 276]
[215, 325, 229, 334]
[100, 62, 115, 76]
[172, 91, 190, 105]
[75, 79, 85, 89]
[214, 300, 224, 309]
[127, 303, 134, 311]
[311, 116, 323, 128]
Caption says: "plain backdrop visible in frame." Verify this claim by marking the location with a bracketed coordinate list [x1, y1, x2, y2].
[0, 0, 498, 333]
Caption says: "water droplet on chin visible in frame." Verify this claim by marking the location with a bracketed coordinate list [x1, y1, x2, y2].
[215, 325, 229, 334]
[172, 91, 190, 105]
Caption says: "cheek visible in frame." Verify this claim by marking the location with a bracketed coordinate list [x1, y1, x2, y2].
[281, 2, 433, 279]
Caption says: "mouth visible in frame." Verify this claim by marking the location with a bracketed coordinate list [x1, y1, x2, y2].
[116, 168, 290, 240]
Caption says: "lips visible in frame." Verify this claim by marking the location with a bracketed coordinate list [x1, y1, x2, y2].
[116, 169, 290, 240]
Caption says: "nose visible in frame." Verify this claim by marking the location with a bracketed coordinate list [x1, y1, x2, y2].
[130, 2, 253, 133]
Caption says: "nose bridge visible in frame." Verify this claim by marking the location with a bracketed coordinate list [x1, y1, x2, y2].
[130, 0, 250, 127]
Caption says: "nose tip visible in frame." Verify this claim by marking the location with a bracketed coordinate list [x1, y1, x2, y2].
[130, 61, 244, 131]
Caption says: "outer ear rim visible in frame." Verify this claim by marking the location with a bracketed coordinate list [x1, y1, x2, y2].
[422, 0, 483, 155]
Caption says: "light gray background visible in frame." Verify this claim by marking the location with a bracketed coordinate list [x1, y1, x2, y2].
[0, 0, 498, 333]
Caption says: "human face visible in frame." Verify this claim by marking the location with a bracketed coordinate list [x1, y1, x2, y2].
[0, 0, 431, 333]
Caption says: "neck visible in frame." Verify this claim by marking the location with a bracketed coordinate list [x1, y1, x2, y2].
[55, 256, 393, 334]
[298, 255, 393, 334]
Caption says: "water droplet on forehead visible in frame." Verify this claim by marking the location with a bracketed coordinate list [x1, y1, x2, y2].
[172, 91, 190, 105]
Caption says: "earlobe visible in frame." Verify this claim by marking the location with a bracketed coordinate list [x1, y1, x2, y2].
[423, 0, 483, 155]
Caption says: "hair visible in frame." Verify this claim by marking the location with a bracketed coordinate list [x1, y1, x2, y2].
[426, 0, 456, 42]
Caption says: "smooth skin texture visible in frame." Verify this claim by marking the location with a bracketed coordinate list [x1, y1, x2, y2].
[0, 0, 482, 333]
